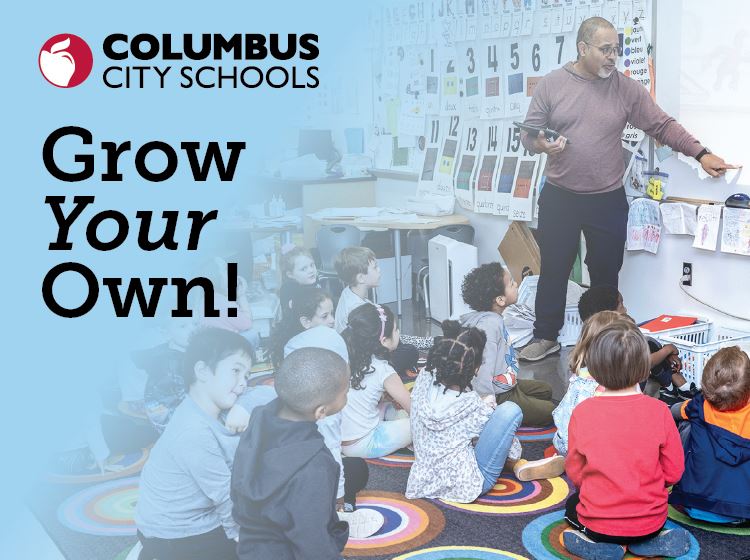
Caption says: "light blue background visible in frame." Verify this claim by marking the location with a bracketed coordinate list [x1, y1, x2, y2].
[2, 0, 368, 533]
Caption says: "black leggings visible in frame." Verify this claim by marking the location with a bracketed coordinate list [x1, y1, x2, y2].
[564, 492, 663, 545]
[138, 527, 237, 560]
[343, 457, 369, 505]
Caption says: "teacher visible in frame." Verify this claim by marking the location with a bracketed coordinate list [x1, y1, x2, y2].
[517, 17, 737, 362]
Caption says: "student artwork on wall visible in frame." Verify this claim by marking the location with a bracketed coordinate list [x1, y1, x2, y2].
[474, 121, 503, 214]
[627, 198, 662, 253]
[508, 157, 539, 221]
[692, 204, 722, 251]
[417, 116, 445, 198]
[720, 207, 750, 257]
[434, 115, 462, 197]
[455, 120, 481, 209]
[398, 47, 428, 137]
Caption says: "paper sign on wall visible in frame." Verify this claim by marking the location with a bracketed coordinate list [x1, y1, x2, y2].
[475, 121, 503, 213]
[455, 120, 482, 209]
[434, 115, 462, 197]
[508, 157, 539, 221]
[692, 204, 722, 251]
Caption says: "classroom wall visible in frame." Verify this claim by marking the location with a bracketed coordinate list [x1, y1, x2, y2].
[619, 0, 750, 330]
[374, 0, 750, 331]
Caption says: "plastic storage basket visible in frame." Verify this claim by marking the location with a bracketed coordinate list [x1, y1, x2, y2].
[649, 322, 750, 387]
[516, 276, 583, 347]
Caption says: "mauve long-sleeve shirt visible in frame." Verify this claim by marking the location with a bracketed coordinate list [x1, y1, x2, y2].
[521, 62, 704, 194]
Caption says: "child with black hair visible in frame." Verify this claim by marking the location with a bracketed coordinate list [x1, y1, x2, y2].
[670, 346, 750, 525]
[407, 321, 565, 503]
[335, 246, 424, 375]
[135, 328, 275, 560]
[278, 247, 321, 320]
[232, 347, 350, 560]
[563, 321, 690, 560]
[577, 284, 698, 400]
[270, 288, 335, 368]
[340, 303, 413, 458]
[461, 263, 556, 426]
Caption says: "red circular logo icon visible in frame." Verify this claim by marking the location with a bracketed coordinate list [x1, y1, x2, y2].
[39, 34, 93, 88]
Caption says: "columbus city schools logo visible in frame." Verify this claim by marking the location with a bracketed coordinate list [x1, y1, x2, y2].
[39, 34, 93, 88]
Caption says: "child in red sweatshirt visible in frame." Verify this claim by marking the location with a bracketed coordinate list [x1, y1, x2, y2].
[563, 319, 690, 560]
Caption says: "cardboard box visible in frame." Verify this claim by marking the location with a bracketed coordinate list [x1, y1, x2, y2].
[498, 222, 541, 284]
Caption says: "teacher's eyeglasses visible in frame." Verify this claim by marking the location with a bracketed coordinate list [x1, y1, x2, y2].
[584, 42, 620, 57]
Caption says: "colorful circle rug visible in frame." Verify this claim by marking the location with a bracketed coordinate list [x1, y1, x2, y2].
[343, 491, 445, 557]
[516, 425, 557, 442]
[522, 510, 700, 560]
[47, 448, 149, 485]
[394, 545, 529, 559]
[366, 447, 415, 468]
[247, 372, 275, 387]
[437, 476, 573, 517]
[58, 476, 139, 536]
[668, 505, 750, 535]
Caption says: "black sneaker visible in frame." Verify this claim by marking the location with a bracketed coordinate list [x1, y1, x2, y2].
[675, 382, 700, 400]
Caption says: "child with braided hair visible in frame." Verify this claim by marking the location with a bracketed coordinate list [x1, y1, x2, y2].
[406, 320, 565, 503]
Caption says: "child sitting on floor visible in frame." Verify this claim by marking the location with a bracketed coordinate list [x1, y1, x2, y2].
[334, 246, 421, 375]
[461, 263, 556, 427]
[270, 288, 335, 368]
[232, 348, 350, 560]
[552, 311, 630, 456]
[340, 303, 413, 458]
[670, 346, 750, 525]
[282, 325, 376, 535]
[135, 328, 275, 560]
[407, 320, 565, 503]
[563, 320, 690, 560]
[278, 247, 321, 320]
[578, 284, 698, 399]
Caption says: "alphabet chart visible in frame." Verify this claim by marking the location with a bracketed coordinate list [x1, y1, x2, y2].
[369, 0, 653, 221]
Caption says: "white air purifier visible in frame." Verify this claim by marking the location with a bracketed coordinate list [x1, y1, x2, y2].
[428, 235, 478, 322]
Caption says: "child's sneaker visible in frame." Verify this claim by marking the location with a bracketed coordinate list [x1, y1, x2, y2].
[562, 530, 626, 560]
[514, 455, 566, 481]
[626, 528, 691, 557]
[675, 382, 700, 400]
[338, 508, 385, 539]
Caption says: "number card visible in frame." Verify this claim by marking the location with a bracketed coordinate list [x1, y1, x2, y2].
[495, 120, 529, 215]
[440, 46, 460, 115]
[434, 115, 462, 196]
[455, 120, 482, 209]
[422, 47, 441, 114]
[505, 40, 526, 117]
[475, 121, 503, 213]
[459, 43, 482, 117]
[480, 41, 504, 119]
[550, 5, 564, 33]
[417, 116, 445, 197]
[508, 157, 540, 221]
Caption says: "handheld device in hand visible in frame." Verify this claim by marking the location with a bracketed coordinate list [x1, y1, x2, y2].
[512, 121, 571, 144]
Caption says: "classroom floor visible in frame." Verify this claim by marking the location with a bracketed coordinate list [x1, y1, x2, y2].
[28, 300, 750, 559]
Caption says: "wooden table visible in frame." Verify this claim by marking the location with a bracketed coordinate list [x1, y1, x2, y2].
[314, 213, 470, 317]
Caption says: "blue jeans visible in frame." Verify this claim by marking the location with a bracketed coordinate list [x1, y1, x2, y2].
[475, 402, 523, 494]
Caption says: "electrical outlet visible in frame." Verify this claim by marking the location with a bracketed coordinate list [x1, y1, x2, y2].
[682, 262, 693, 286]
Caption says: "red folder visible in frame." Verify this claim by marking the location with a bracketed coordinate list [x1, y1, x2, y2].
[639, 315, 698, 333]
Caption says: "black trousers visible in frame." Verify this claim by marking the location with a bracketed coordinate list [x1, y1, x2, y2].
[138, 527, 237, 560]
[534, 184, 629, 341]
[343, 457, 369, 505]
[564, 492, 663, 545]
